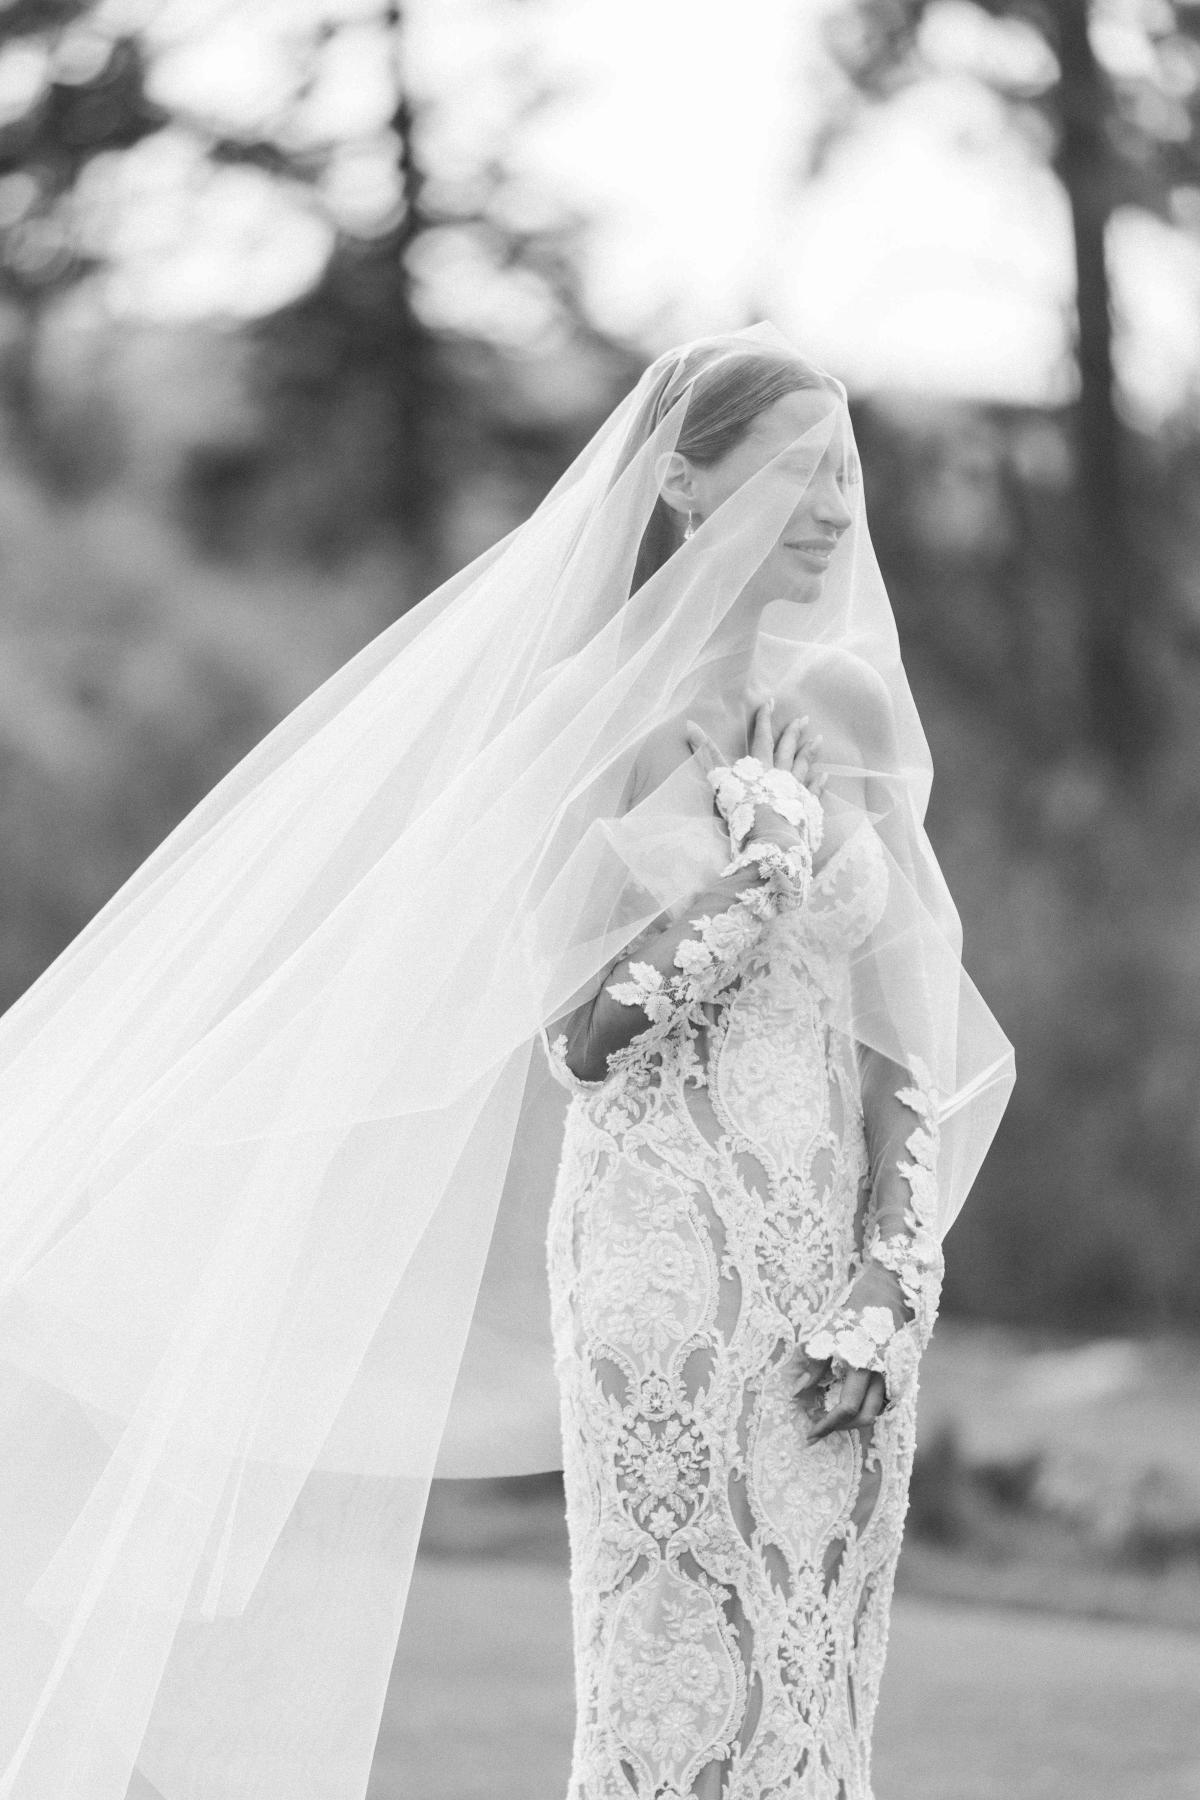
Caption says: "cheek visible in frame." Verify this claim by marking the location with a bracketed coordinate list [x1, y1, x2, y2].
[698, 468, 747, 516]
[698, 444, 775, 514]
[784, 490, 826, 533]
[760, 543, 822, 597]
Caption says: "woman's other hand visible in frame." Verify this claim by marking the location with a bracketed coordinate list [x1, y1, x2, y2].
[791, 1350, 888, 1443]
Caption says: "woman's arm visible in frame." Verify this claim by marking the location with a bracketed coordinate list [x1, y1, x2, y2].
[856, 1044, 944, 1339]
[799, 1043, 942, 1437]
[552, 702, 826, 1087]
[557, 824, 809, 1084]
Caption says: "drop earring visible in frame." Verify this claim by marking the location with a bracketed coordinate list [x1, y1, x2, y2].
[684, 510, 696, 541]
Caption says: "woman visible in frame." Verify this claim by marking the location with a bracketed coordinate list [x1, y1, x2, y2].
[0, 326, 1012, 1800]
[541, 360, 950, 1799]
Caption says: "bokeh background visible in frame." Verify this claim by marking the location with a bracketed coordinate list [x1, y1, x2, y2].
[2, 1, 1200, 1796]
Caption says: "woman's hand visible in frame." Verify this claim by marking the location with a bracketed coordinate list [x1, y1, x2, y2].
[685, 699, 826, 843]
[791, 1349, 888, 1443]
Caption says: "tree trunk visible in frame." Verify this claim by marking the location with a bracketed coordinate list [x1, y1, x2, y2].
[1052, 0, 1150, 761]
[384, 3, 445, 600]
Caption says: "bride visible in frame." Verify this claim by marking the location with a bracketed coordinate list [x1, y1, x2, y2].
[0, 325, 1013, 1800]
[545, 363, 952, 1799]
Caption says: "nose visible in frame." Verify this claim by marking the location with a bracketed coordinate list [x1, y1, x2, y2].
[814, 478, 853, 534]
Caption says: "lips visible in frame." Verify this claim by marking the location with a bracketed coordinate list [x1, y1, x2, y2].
[784, 539, 838, 566]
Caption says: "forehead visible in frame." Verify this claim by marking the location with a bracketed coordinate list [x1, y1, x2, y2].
[743, 386, 846, 452]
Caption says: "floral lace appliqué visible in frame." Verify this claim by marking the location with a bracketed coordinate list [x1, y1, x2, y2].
[545, 818, 933, 1800]
[801, 1056, 944, 1411]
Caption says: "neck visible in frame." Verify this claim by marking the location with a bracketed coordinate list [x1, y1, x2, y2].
[691, 607, 764, 710]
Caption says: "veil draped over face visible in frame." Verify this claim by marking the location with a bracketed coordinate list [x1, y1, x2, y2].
[0, 323, 1013, 1798]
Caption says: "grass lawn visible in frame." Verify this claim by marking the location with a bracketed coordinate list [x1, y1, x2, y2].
[371, 1555, 1200, 1800]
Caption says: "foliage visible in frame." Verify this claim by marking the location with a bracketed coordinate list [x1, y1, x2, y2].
[855, 395, 1200, 1323]
[822, 0, 1200, 757]
[0, 1, 630, 571]
[815, 2, 1200, 1319]
[0, 455, 399, 1007]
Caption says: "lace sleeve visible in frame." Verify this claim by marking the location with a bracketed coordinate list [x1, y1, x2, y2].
[547, 756, 824, 1089]
[800, 1051, 943, 1411]
[540, 922, 662, 1095]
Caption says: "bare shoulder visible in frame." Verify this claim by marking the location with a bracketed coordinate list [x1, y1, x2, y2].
[802, 645, 898, 761]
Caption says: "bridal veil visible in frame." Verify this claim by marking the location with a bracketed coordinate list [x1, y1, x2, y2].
[0, 322, 1013, 1797]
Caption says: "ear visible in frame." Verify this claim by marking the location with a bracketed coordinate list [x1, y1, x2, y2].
[654, 450, 700, 520]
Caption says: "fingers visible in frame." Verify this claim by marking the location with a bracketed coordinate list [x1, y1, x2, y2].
[750, 699, 822, 777]
[797, 751, 826, 801]
[803, 1369, 886, 1443]
[785, 717, 826, 800]
[684, 720, 723, 772]
[750, 699, 774, 764]
[695, 703, 824, 798]
[789, 724, 821, 779]
[856, 1372, 888, 1424]
[773, 712, 807, 771]
[790, 1352, 832, 1400]
[805, 1368, 868, 1443]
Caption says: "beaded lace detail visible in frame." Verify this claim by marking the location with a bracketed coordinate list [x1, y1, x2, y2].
[543, 816, 941, 1799]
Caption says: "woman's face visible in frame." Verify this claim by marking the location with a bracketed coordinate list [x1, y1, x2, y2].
[683, 388, 857, 604]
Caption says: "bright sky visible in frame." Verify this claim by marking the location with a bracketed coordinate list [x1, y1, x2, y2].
[48, 0, 1200, 423]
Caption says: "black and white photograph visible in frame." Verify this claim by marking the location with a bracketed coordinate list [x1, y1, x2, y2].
[0, 2, 1197, 1798]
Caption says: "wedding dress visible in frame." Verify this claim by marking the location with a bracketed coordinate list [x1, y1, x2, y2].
[542, 772, 941, 1800]
[0, 325, 1011, 1800]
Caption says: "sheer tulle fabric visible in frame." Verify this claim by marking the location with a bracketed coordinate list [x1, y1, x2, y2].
[0, 324, 1013, 1798]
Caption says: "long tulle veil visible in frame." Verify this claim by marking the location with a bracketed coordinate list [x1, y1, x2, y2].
[0, 322, 1013, 1798]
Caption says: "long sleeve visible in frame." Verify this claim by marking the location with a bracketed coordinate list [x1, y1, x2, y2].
[800, 1046, 943, 1410]
[545, 753, 826, 1092]
[546, 832, 813, 1090]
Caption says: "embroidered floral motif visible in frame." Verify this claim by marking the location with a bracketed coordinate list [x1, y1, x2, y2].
[600, 771, 821, 1048]
[707, 753, 825, 857]
[604, 865, 794, 1024]
[615, 1412, 711, 1538]
[778, 1605, 839, 1724]
[804, 1303, 897, 1372]
[544, 812, 930, 1800]
[798, 1056, 944, 1411]
[605, 1577, 738, 1784]
[720, 836, 815, 911]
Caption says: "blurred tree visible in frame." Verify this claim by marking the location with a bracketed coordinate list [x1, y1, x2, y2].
[0, 3, 165, 485]
[0, 1, 628, 580]
[823, 0, 1200, 763]
[194, 1, 626, 588]
[817, 4, 1200, 1327]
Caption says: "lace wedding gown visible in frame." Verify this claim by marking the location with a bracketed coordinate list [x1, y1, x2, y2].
[541, 809, 942, 1800]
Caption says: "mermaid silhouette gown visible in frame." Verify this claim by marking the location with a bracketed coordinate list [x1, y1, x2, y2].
[539, 767, 943, 1800]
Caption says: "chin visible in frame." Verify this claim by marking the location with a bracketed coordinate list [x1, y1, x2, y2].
[783, 576, 824, 605]
[768, 558, 825, 606]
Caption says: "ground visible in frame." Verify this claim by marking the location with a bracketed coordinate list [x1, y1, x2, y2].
[370, 1556, 1200, 1800]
